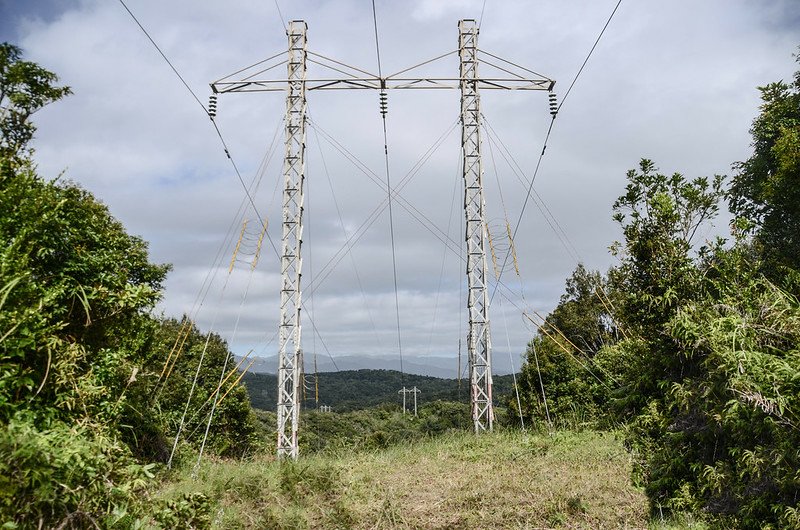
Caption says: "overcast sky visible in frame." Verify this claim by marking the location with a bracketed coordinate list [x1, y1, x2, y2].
[2, 0, 798, 374]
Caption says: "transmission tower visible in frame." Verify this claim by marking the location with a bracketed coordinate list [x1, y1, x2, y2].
[458, 19, 493, 432]
[210, 19, 554, 457]
[276, 20, 307, 459]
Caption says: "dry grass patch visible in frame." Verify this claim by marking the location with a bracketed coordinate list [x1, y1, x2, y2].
[341, 430, 648, 529]
[149, 429, 650, 529]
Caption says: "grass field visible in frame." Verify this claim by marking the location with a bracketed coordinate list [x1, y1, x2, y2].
[152, 429, 668, 529]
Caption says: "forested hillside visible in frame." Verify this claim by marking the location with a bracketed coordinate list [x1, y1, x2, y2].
[242, 369, 520, 412]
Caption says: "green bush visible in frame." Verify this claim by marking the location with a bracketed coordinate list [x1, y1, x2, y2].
[0, 415, 154, 528]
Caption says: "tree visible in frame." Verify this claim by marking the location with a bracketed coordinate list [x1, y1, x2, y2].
[606, 158, 800, 528]
[515, 264, 619, 427]
[729, 52, 800, 283]
[608, 159, 725, 418]
[0, 44, 171, 527]
[0, 42, 71, 165]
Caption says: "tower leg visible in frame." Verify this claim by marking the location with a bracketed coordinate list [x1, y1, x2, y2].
[276, 20, 308, 459]
[459, 19, 493, 433]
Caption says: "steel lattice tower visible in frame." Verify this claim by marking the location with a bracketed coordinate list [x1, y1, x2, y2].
[210, 18, 555, 455]
[459, 19, 493, 432]
[276, 20, 308, 459]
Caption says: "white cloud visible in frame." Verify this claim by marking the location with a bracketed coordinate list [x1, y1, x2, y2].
[8, 0, 799, 373]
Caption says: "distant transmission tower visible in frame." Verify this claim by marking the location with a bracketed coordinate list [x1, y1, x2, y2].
[211, 19, 554, 457]
[398, 386, 421, 416]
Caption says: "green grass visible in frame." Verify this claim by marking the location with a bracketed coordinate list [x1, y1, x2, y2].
[148, 429, 654, 529]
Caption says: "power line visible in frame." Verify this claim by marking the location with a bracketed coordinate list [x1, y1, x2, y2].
[370, 0, 384, 77]
[558, 0, 623, 113]
[487, 0, 623, 299]
[116, 0, 272, 244]
[116, 0, 205, 112]
[515, 0, 623, 224]
[371, 1, 405, 379]
[273, 0, 288, 32]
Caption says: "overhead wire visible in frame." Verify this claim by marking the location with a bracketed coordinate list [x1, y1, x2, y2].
[116, 0, 274, 251]
[116, 0, 205, 112]
[474, 0, 629, 391]
[487, 0, 625, 281]
[272, 0, 288, 32]
[498, 295, 526, 430]
[371, 0, 405, 379]
[557, 0, 623, 113]
[304, 118, 461, 297]
[529, 340, 552, 430]
[308, 111, 384, 352]
[167, 271, 233, 469]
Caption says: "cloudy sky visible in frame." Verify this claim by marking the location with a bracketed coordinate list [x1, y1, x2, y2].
[2, 0, 798, 376]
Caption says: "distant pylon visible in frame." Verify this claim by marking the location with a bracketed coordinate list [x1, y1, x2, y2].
[398, 386, 421, 416]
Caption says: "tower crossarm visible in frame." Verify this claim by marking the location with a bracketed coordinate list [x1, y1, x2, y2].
[212, 76, 553, 92]
[210, 47, 554, 94]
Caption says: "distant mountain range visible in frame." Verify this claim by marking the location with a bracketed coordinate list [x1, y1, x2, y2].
[240, 352, 524, 380]
[241, 368, 521, 412]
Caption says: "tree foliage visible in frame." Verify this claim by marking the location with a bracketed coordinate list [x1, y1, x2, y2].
[0, 43, 71, 165]
[604, 158, 800, 528]
[608, 160, 726, 419]
[0, 42, 174, 528]
[730, 52, 800, 280]
[514, 265, 619, 427]
[0, 43, 260, 527]
[517, 105, 800, 526]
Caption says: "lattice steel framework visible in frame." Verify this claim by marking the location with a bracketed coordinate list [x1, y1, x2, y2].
[276, 20, 308, 459]
[210, 19, 555, 455]
[459, 20, 493, 432]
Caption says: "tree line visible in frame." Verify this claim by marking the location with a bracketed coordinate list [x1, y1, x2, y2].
[242, 368, 520, 412]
